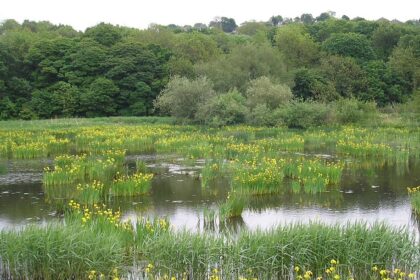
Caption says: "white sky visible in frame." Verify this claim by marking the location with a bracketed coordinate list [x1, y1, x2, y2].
[1, 0, 419, 31]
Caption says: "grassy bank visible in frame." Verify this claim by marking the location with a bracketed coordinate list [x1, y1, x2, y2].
[0, 220, 418, 279]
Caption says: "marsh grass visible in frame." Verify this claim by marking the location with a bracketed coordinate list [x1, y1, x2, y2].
[136, 222, 419, 279]
[219, 191, 248, 219]
[0, 223, 128, 280]
[408, 186, 420, 215]
[111, 172, 154, 196]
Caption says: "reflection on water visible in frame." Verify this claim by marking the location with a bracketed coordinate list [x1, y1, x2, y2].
[0, 154, 420, 236]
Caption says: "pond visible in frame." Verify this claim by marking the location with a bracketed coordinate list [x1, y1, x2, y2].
[1, 150, 419, 234]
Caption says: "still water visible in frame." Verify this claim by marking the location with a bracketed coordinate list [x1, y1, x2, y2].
[1, 152, 419, 234]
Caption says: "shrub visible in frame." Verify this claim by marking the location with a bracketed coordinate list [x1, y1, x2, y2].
[334, 98, 378, 124]
[154, 76, 216, 122]
[196, 89, 249, 126]
[246, 76, 292, 110]
[278, 101, 333, 128]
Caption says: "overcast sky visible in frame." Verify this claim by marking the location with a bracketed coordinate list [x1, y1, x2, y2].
[1, 0, 419, 31]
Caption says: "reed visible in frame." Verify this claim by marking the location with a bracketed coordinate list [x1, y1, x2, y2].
[408, 186, 420, 215]
[219, 191, 248, 219]
[111, 172, 154, 196]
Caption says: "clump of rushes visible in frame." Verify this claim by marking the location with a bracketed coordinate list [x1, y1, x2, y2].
[135, 159, 148, 173]
[0, 223, 128, 280]
[408, 186, 420, 215]
[10, 142, 48, 159]
[294, 260, 417, 280]
[231, 157, 285, 194]
[135, 217, 170, 241]
[283, 158, 344, 193]
[201, 160, 227, 188]
[76, 180, 104, 205]
[136, 222, 418, 279]
[219, 191, 248, 219]
[111, 172, 154, 196]
[47, 137, 71, 156]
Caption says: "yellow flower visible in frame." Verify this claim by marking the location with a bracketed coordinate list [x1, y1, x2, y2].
[294, 266, 300, 273]
[408, 273, 415, 279]
[333, 275, 340, 280]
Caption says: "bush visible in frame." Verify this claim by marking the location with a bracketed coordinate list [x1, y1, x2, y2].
[278, 101, 333, 128]
[334, 98, 378, 124]
[197, 89, 249, 126]
[154, 76, 216, 122]
[246, 76, 292, 110]
[246, 104, 280, 126]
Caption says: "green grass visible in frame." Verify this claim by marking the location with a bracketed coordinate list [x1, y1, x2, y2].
[136, 222, 419, 279]
[0, 222, 128, 280]
[0, 207, 418, 279]
[219, 191, 248, 219]
[408, 186, 420, 215]
[110, 172, 154, 196]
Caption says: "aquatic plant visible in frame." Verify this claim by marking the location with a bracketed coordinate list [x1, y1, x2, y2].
[111, 172, 154, 196]
[408, 186, 420, 215]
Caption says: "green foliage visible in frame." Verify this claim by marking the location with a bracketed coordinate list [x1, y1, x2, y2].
[292, 68, 339, 101]
[197, 89, 249, 126]
[334, 98, 379, 124]
[274, 24, 320, 68]
[0, 16, 418, 122]
[322, 32, 376, 61]
[155, 76, 216, 121]
[195, 43, 289, 92]
[319, 55, 365, 98]
[81, 77, 119, 117]
[84, 22, 123, 47]
[279, 101, 332, 128]
[246, 76, 293, 110]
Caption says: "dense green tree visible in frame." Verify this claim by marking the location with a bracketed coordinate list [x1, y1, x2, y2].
[237, 21, 269, 36]
[362, 60, 411, 105]
[388, 35, 420, 92]
[81, 77, 119, 117]
[174, 32, 220, 63]
[319, 55, 366, 98]
[292, 68, 338, 101]
[195, 43, 289, 92]
[84, 23, 123, 47]
[269, 15, 283, 26]
[62, 39, 108, 86]
[372, 23, 403, 59]
[105, 42, 170, 115]
[209, 17, 237, 33]
[322, 33, 375, 61]
[274, 24, 320, 69]
[31, 82, 80, 118]
[300, 14, 314, 25]
[0, 17, 418, 120]
[27, 38, 76, 87]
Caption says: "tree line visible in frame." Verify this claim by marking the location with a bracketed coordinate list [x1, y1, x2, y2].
[0, 13, 419, 123]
